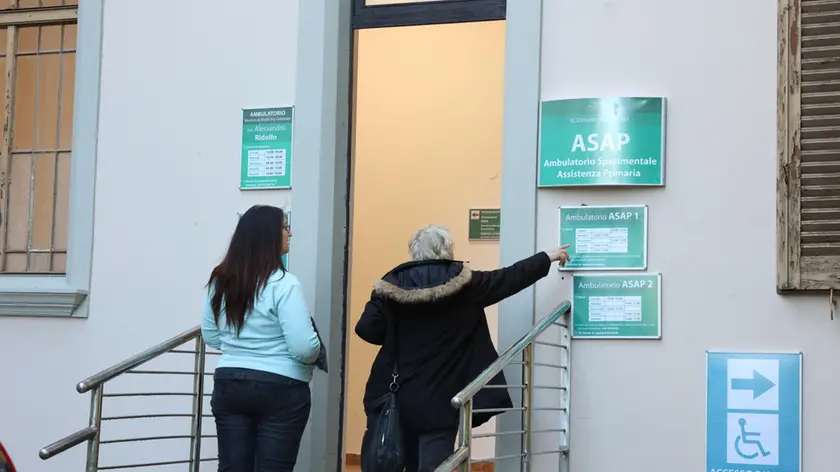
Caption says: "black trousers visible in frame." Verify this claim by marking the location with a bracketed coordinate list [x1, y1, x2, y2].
[362, 412, 457, 472]
[211, 368, 311, 472]
[403, 428, 458, 472]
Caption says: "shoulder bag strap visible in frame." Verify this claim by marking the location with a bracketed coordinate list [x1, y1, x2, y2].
[389, 312, 400, 393]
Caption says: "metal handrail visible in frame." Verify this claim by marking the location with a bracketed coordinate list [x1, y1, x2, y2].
[39, 426, 97, 460]
[39, 325, 210, 472]
[436, 301, 572, 472]
[76, 326, 201, 393]
[451, 301, 571, 408]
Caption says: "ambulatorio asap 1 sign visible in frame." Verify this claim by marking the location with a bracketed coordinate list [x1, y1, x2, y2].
[538, 97, 666, 187]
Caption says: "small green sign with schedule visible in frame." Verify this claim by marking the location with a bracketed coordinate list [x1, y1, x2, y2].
[572, 273, 662, 339]
[240, 107, 294, 190]
[558, 205, 648, 271]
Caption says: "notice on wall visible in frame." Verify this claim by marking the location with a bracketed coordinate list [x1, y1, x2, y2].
[469, 208, 500, 241]
[538, 97, 666, 187]
[571, 273, 661, 339]
[706, 352, 801, 472]
[282, 211, 292, 270]
[558, 205, 648, 271]
[240, 107, 294, 190]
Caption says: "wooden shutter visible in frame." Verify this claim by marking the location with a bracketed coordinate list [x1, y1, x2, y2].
[778, 0, 840, 291]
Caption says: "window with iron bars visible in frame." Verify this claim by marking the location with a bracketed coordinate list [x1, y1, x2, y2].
[0, 0, 78, 275]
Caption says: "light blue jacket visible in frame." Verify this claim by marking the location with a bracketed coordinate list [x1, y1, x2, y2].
[201, 270, 321, 382]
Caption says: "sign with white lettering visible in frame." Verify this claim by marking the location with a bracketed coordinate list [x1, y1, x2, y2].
[571, 273, 661, 339]
[558, 205, 648, 271]
[538, 97, 666, 187]
[469, 208, 500, 241]
[706, 352, 802, 472]
[241, 107, 294, 189]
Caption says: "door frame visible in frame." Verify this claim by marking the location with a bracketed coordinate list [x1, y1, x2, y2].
[352, 0, 506, 29]
[341, 2, 509, 470]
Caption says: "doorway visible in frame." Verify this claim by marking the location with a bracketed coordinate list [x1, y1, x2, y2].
[344, 16, 506, 470]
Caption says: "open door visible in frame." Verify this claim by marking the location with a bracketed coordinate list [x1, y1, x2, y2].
[344, 15, 506, 471]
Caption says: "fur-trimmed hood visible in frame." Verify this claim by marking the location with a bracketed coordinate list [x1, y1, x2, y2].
[373, 260, 472, 304]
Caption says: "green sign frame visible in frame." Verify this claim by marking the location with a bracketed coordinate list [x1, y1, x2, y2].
[240, 107, 294, 190]
[469, 208, 500, 241]
[282, 211, 292, 270]
[571, 273, 662, 339]
[558, 205, 648, 271]
[538, 97, 666, 187]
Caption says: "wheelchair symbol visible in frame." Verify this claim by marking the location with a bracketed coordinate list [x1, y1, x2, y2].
[734, 418, 771, 460]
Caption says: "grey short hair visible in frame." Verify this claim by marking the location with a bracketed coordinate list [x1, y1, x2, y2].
[409, 225, 454, 261]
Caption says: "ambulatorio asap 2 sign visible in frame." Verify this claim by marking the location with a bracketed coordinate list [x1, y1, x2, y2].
[538, 97, 666, 187]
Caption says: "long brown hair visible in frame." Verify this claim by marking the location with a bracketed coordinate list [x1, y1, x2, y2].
[207, 205, 288, 335]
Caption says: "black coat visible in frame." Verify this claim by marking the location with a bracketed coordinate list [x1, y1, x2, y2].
[355, 252, 551, 433]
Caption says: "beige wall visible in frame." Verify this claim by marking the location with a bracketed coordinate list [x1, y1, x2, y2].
[345, 21, 506, 458]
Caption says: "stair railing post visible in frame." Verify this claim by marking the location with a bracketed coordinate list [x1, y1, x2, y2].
[457, 400, 473, 472]
[522, 343, 534, 472]
[559, 316, 571, 472]
[85, 386, 103, 472]
[189, 336, 207, 472]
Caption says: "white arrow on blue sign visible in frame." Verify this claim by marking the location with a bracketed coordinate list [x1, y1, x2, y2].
[706, 352, 801, 472]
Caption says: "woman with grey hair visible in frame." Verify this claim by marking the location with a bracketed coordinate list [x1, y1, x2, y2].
[356, 224, 570, 472]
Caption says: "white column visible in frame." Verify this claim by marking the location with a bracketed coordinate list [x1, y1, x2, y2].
[292, 0, 352, 470]
[497, 1, 545, 471]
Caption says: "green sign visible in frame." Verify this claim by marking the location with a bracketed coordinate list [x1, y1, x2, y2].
[282, 211, 292, 269]
[538, 97, 666, 187]
[559, 205, 648, 271]
[571, 273, 661, 339]
[469, 209, 500, 240]
[240, 107, 294, 189]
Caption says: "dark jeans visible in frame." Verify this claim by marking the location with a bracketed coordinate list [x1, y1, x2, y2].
[404, 428, 458, 472]
[211, 368, 311, 472]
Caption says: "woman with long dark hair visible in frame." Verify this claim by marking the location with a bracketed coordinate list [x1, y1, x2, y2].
[201, 205, 321, 472]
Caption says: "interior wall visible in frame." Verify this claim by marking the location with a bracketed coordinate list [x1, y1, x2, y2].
[0, 1, 298, 471]
[346, 20, 506, 458]
[533, 0, 836, 471]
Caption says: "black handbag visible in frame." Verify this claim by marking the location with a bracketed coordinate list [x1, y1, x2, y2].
[360, 320, 405, 472]
[309, 316, 328, 373]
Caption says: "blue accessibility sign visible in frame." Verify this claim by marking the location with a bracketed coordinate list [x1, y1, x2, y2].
[706, 352, 801, 472]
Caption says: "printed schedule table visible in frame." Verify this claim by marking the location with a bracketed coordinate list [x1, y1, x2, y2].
[247, 149, 287, 178]
[575, 227, 629, 253]
[588, 295, 642, 322]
